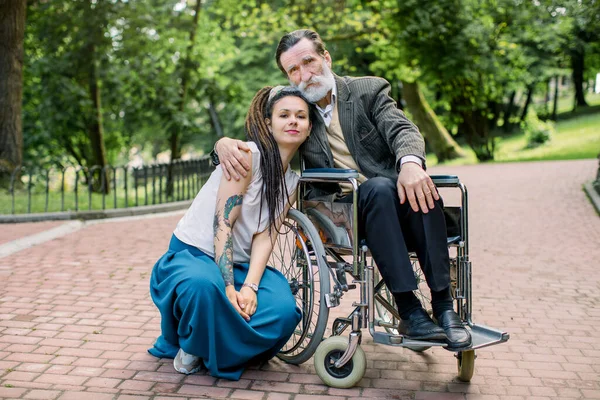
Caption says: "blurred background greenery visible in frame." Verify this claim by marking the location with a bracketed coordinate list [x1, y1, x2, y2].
[1, 0, 599, 179]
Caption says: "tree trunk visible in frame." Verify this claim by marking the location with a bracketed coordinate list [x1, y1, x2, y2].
[0, 0, 27, 183]
[450, 92, 494, 162]
[571, 45, 588, 110]
[488, 100, 501, 129]
[392, 80, 406, 110]
[401, 81, 465, 162]
[520, 84, 534, 122]
[543, 78, 551, 115]
[502, 91, 517, 133]
[87, 45, 109, 193]
[208, 101, 224, 138]
[551, 75, 560, 121]
[167, 0, 202, 197]
[85, 0, 109, 193]
[459, 109, 494, 162]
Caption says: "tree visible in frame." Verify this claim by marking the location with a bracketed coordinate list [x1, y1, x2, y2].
[401, 81, 465, 162]
[375, 0, 501, 160]
[23, 0, 118, 177]
[376, 0, 576, 161]
[166, 0, 202, 196]
[0, 0, 27, 177]
[83, 0, 109, 192]
[565, 0, 600, 110]
[18, 0, 597, 172]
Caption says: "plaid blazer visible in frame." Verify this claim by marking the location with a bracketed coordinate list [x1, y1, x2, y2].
[300, 75, 425, 198]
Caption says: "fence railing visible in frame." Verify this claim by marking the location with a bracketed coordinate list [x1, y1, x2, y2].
[0, 157, 215, 215]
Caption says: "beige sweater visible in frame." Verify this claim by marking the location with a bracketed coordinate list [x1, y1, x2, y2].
[326, 101, 367, 193]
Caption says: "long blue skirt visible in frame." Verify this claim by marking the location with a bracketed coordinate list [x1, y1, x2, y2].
[148, 234, 302, 380]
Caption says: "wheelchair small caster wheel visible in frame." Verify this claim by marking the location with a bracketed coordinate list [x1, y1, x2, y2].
[456, 350, 475, 382]
[314, 336, 366, 388]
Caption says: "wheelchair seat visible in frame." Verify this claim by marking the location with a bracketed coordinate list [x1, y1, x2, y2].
[302, 199, 464, 253]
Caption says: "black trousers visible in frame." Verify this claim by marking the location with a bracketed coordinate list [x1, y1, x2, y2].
[341, 177, 450, 295]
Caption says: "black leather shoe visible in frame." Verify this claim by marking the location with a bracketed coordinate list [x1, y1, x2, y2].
[398, 308, 447, 340]
[435, 310, 472, 351]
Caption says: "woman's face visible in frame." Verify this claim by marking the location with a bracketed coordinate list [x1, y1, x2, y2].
[268, 96, 311, 148]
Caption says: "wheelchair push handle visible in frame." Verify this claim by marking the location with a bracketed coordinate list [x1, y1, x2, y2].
[430, 175, 460, 187]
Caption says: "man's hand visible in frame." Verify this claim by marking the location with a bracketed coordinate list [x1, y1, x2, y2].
[215, 138, 252, 181]
[397, 162, 439, 213]
[239, 286, 258, 317]
[225, 285, 250, 321]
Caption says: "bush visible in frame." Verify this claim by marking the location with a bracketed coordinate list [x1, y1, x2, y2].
[521, 111, 555, 149]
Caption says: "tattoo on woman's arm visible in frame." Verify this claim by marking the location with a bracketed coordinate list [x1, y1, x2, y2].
[217, 235, 234, 286]
[223, 195, 243, 226]
[214, 194, 244, 285]
[213, 209, 222, 240]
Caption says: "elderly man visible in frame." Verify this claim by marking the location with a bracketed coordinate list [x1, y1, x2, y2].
[213, 29, 471, 350]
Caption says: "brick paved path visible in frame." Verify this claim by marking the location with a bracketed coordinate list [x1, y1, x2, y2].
[0, 221, 65, 246]
[0, 159, 598, 400]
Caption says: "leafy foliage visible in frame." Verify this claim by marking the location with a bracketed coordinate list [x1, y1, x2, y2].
[368, 0, 598, 160]
[18, 0, 600, 168]
[521, 111, 555, 148]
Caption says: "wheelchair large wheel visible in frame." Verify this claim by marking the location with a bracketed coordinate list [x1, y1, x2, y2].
[314, 336, 366, 388]
[273, 209, 330, 365]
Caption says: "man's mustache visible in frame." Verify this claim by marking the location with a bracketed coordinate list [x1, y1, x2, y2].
[299, 77, 322, 91]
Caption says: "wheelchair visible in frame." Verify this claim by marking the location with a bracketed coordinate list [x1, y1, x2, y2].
[269, 168, 510, 388]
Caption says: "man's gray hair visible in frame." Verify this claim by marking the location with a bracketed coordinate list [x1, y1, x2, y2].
[275, 29, 327, 75]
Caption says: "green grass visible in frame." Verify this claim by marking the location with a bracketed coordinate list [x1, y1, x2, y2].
[556, 92, 600, 114]
[429, 111, 600, 166]
[533, 91, 600, 115]
[496, 112, 600, 162]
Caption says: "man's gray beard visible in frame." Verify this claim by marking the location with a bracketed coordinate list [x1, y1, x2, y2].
[295, 61, 335, 103]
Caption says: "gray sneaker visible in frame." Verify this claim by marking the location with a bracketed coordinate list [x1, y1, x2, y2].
[173, 348, 203, 375]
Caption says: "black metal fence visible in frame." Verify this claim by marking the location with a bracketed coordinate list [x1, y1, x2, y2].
[0, 157, 215, 215]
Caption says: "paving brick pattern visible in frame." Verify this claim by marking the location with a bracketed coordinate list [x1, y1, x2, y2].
[0, 222, 66, 245]
[0, 159, 598, 399]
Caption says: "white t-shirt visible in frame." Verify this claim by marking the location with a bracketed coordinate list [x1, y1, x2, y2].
[173, 141, 299, 263]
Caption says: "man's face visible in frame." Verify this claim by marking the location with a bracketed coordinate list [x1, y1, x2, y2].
[279, 38, 334, 103]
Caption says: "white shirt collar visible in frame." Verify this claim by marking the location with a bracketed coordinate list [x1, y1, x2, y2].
[315, 84, 337, 127]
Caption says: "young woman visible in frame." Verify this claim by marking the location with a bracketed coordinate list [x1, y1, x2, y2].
[148, 86, 313, 381]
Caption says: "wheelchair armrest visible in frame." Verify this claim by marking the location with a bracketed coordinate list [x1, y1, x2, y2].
[300, 170, 458, 186]
[431, 175, 460, 186]
[301, 168, 359, 181]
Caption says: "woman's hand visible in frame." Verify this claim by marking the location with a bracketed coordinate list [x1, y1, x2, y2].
[215, 138, 252, 181]
[225, 285, 250, 321]
[239, 286, 258, 317]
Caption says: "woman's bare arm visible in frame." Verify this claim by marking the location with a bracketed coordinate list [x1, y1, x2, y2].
[213, 151, 253, 319]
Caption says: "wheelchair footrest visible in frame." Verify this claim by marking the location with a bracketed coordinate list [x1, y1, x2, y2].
[372, 332, 446, 347]
[469, 323, 510, 350]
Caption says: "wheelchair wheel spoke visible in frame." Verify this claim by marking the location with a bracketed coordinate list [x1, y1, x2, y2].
[273, 210, 330, 363]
